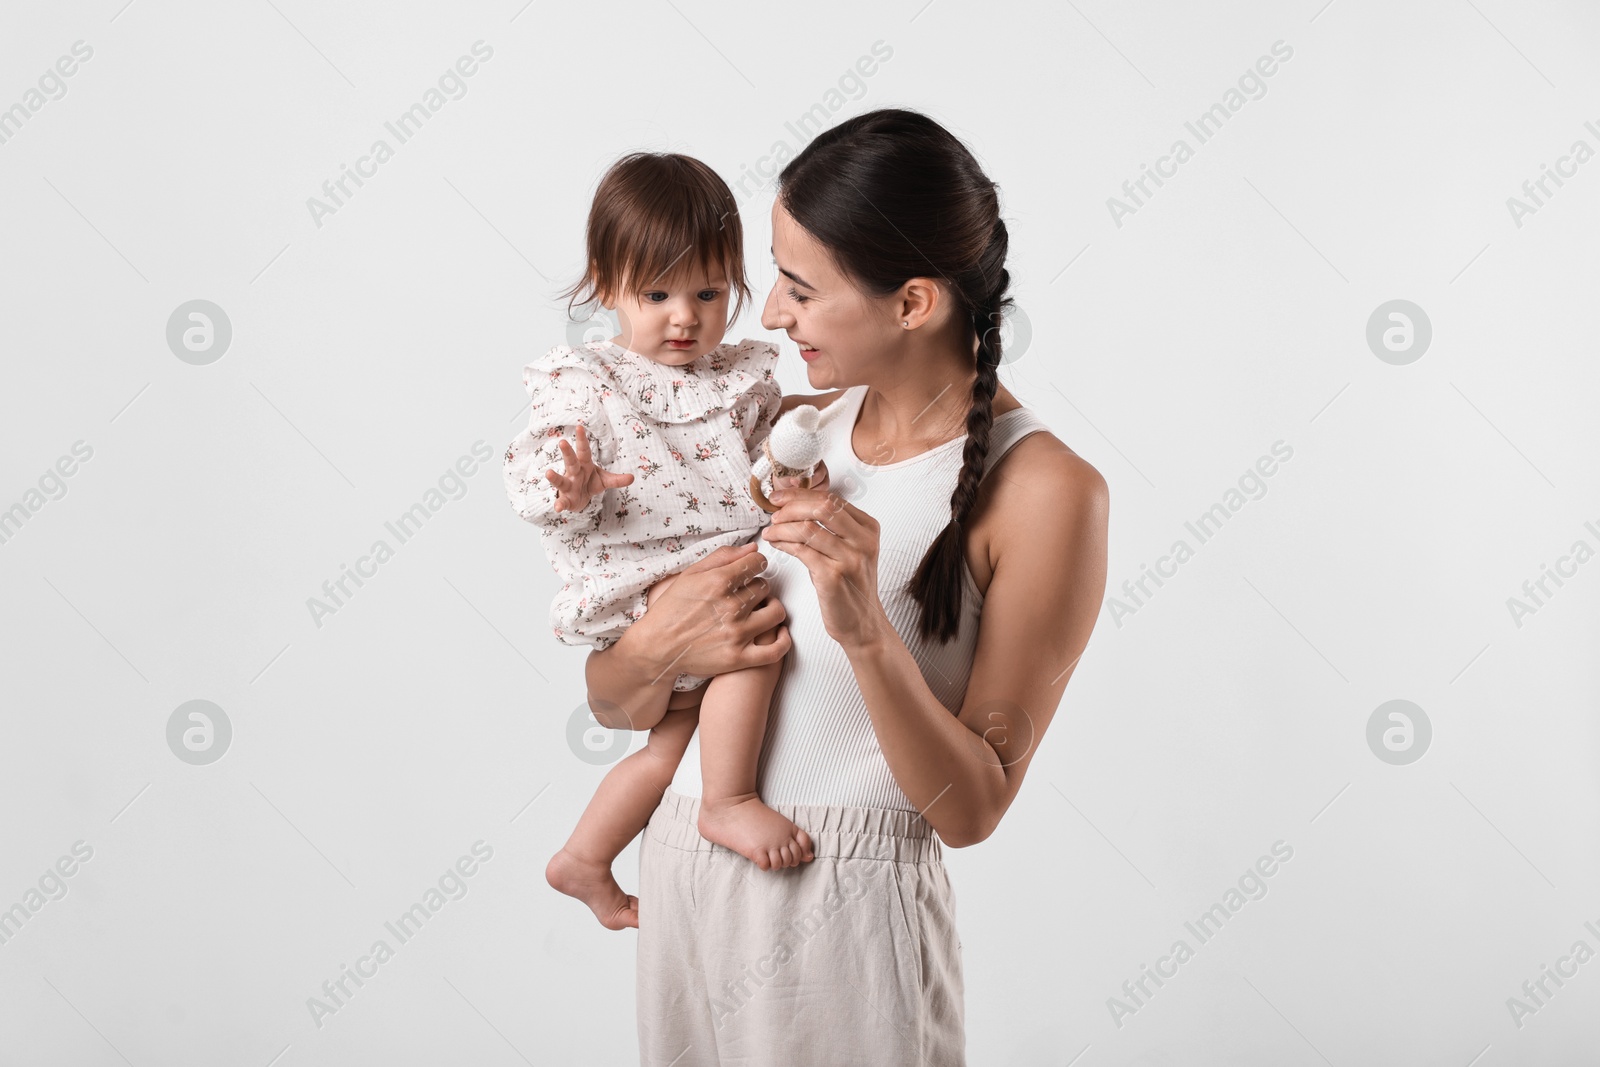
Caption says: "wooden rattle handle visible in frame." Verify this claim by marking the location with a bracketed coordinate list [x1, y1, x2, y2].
[750, 472, 813, 514]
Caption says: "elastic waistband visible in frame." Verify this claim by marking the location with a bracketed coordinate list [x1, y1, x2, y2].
[647, 789, 942, 864]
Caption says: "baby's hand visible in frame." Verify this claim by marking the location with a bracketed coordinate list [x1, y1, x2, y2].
[545, 424, 634, 513]
[772, 459, 829, 495]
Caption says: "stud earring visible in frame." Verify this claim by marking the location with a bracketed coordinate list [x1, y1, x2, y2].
[902, 321, 909, 327]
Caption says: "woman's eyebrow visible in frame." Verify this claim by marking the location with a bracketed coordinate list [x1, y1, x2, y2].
[770, 248, 816, 290]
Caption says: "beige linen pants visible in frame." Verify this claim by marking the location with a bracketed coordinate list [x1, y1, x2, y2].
[636, 788, 966, 1066]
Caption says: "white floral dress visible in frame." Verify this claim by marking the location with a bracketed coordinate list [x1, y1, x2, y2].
[503, 338, 783, 690]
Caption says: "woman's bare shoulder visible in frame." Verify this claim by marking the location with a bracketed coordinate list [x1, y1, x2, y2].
[1010, 432, 1106, 501]
[1004, 429, 1102, 482]
[962, 427, 1107, 600]
[984, 432, 1108, 550]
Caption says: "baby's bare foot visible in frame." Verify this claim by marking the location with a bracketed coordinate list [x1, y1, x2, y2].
[699, 793, 815, 871]
[546, 847, 638, 930]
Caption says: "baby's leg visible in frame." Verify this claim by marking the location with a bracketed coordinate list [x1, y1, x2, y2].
[695, 628, 815, 871]
[546, 700, 699, 930]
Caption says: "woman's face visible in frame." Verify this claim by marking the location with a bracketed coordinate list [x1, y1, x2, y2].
[761, 203, 900, 388]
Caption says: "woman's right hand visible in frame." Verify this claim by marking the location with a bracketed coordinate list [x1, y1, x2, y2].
[586, 542, 789, 731]
[634, 542, 790, 678]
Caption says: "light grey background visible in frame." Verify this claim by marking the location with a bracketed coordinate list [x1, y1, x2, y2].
[2, 0, 1597, 1064]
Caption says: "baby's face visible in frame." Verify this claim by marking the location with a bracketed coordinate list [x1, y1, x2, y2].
[607, 262, 731, 366]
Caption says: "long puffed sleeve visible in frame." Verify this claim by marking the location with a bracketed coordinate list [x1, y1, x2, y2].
[503, 356, 616, 530]
[721, 339, 783, 464]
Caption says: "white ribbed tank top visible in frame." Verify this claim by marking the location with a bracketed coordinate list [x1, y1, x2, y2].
[666, 383, 1054, 811]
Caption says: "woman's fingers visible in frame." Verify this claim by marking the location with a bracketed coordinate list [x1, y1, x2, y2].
[733, 573, 769, 603]
[730, 548, 774, 591]
[768, 491, 860, 534]
[764, 516, 846, 563]
[688, 542, 771, 594]
[742, 622, 791, 668]
[765, 536, 827, 569]
[710, 574, 770, 632]
[773, 488, 871, 529]
[638, 543, 789, 675]
[744, 593, 786, 630]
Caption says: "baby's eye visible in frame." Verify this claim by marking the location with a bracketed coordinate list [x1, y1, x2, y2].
[787, 286, 808, 304]
[698, 289, 720, 301]
[644, 292, 667, 303]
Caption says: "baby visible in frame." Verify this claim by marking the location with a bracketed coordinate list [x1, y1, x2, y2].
[503, 152, 822, 929]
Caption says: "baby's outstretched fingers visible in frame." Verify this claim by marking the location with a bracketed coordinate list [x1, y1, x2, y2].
[572, 423, 595, 460]
[598, 464, 635, 489]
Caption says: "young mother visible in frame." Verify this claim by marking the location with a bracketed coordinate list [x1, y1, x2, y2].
[583, 109, 1109, 1065]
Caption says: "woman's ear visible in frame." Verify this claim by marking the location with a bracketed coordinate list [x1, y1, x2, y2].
[895, 277, 943, 330]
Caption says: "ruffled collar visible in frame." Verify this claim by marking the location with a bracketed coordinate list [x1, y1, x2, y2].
[580, 340, 771, 423]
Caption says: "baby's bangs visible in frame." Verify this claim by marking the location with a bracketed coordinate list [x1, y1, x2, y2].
[615, 204, 738, 293]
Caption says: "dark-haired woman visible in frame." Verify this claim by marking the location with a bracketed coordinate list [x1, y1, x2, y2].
[584, 108, 1109, 1065]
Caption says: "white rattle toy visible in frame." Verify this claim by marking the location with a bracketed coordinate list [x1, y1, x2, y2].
[749, 404, 830, 513]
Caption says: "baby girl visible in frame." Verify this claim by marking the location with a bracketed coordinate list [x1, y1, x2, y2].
[503, 152, 823, 929]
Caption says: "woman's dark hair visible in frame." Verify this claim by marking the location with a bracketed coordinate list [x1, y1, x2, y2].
[775, 108, 1011, 644]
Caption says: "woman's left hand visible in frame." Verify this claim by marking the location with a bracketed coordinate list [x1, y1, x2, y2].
[760, 483, 889, 649]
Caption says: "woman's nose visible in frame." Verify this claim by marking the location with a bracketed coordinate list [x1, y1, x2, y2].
[761, 284, 789, 330]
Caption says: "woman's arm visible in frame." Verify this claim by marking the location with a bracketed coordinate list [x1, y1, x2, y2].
[584, 543, 793, 731]
[589, 390, 844, 730]
[762, 436, 1108, 846]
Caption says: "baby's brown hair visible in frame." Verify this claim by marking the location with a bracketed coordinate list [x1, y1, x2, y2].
[561, 152, 751, 326]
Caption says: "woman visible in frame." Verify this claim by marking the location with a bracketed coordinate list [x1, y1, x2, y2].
[583, 108, 1109, 1065]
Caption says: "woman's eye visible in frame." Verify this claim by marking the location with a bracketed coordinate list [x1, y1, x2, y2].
[787, 287, 808, 304]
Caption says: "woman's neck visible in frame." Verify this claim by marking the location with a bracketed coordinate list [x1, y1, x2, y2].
[854, 369, 1017, 452]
